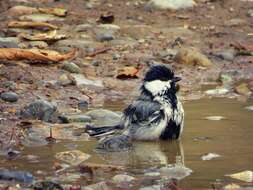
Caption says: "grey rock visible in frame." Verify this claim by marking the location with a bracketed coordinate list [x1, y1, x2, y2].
[112, 53, 121, 60]
[248, 9, 253, 17]
[205, 88, 229, 95]
[70, 74, 104, 90]
[96, 33, 115, 42]
[145, 0, 196, 11]
[55, 39, 100, 49]
[0, 37, 19, 48]
[1, 81, 17, 90]
[75, 24, 93, 32]
[62, 62, 81, 73]
[84, 182, 111, 190]
[112, 174, 135, 184]
[226, 18, 246, 27]
[0, 92, 18, 102]
[58, 74, 73, 86]
[20, 100, 57, 122]
[91, 59, 102, 67]
[78, 100, 89, 110]
[214, 50, 236, 61]
[85, 109, 121, 126]
[160, 165, 193, 180]
[139, 185, 161, 190]
[60, 114, 92, 123]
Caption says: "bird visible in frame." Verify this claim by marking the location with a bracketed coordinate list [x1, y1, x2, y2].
[86, 65, 184, 151]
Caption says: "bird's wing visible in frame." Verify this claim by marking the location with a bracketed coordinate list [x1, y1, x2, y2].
[122, 100, 168, 131]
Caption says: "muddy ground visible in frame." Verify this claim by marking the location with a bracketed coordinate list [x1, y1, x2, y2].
[0, 0, 253, 189]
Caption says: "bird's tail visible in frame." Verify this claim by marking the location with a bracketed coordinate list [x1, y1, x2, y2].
[85, 124, 122, 138]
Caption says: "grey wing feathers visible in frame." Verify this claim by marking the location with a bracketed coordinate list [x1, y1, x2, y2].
[123, 100, 165, 127]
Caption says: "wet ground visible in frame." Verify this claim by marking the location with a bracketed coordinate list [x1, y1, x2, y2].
[1, 98, 253, 189]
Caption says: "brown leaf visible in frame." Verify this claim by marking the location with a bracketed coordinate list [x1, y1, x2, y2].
[0, 48, 76, 62]
[79, 162, 124, 173]
[8, 21, 58, 30]
[38, 8, 68, 17]
[19, 30, 66, 41]
[116, 66, 140, 79]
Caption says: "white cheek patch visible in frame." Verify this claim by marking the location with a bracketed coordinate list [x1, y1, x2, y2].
[144, 80, 171, 96]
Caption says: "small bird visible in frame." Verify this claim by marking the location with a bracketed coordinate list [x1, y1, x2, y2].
[86, 65, 184, 151]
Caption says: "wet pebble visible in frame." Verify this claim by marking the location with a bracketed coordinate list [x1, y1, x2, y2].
[205, 88, 229, 95]
[205, 116, 225, 121]
[20, 100, 57, 122]
[58, 74, 73, 86]
[201, 153, 221, 160]
[235, 83, 251, 96]
[160, 165, 193, 180]
[112, 174, 135, 183]
[0, 169, 34, 183]
[248, 9, 253, 17]
[214, 50, 235, 61]
[245, 106, 253, 111]
[0, 92, 19, 102]
[83, 181, 110, 190]
[96, 33, 115, 42]
[62, 62, 81, 73]
[78, 100, 89, 110]
[139, 185, 161, 190]
[0, 37, 19, 48]
[70, 74, 104, 90]
[60, 114, 92, 123]
[145, 0, 196, 10]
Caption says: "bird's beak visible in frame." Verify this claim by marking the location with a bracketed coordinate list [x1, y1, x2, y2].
[172, 76, 181, 82]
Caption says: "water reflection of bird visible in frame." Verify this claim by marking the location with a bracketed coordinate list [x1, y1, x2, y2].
[86, 65, 184, 151]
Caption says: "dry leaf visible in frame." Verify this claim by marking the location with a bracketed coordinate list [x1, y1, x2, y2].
[8, 21, 58, 30]
[19, 30, 66, 41]
[0, 48, 76, 62]
[38, 8, 67, 17]
[227, 170, 253, 182]
[55, 150, 90, 166]
[116, 66, 140, 79]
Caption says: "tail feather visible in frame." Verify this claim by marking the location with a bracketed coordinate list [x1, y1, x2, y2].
[85, 124, 122, 137]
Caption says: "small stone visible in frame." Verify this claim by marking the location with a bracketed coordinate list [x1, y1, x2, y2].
[85, 109, 121, 126]
[245, 106, 253, 111]
[112, 53, 121, 60]
[160, 165, 193, 180]
[227, 170, 253, 182]
[0, 92, 18, 102]
[78, 100, 89, 110]
[70, 74, 104, 90]
[205, 116, 225, 121]
[248, 9, 253, 17]
[91, 59, 102, 67]
[219, 74, 233, 85]
[226, 18, 246, 27]
[144, 172, 161, 177]
[201, 153, 221, 160]
[223, 183, 240, 190]
[205, 88, 229, 95]
[62, 62, 81, 73]
[140, 185, 161, 190]
[175, 48, 213, 67]
[96, 33, 115, 42]
[235, 83, 251, 96]
[112, 174, 135, 184]
[84, 182, 111, 190]
[28, 41, 48, 49]
[75, 24, 93, 32]
[1, 81, 17, 90]
[214, 50, 235, 61]
[20, 100, 57, 122]
[55, 150, 90, 166]
[58, 74, 73, 86]
[0, 37, 19, 48]
[61, 114, 92, 123]
[145, 0, 196, 11]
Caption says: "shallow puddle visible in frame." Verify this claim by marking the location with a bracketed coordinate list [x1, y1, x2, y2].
[1, 98, 253, 189]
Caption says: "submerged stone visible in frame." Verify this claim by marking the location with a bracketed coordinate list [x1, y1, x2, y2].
[0, 92, 18, 102]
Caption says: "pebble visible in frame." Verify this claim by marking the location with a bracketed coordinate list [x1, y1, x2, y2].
[78, 100, 89, 110]
[201, 153, 221, 160]
[70, 74, 104, 90]
[20, 100, 57, 122]
[0, 92, 19, 102]
[139, 185, 161, 190]
[19, 14, 64, 22]
[62, 62, 81, 73]
[205, 88, 229, 95]
[96, 33, 115, 42]
[0, 37, 19, 48]
[245, 106, 253, 111]
[58, 74, 73, 86]
[60, 114, 92, 123]
[145, 0, 196, 11]
[214, 50, 236, 61]
[112, 174, 135, 183]
[205, 116, 225, 121]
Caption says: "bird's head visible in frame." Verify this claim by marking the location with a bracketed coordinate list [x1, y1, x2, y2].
[142, 65, 181, 96]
